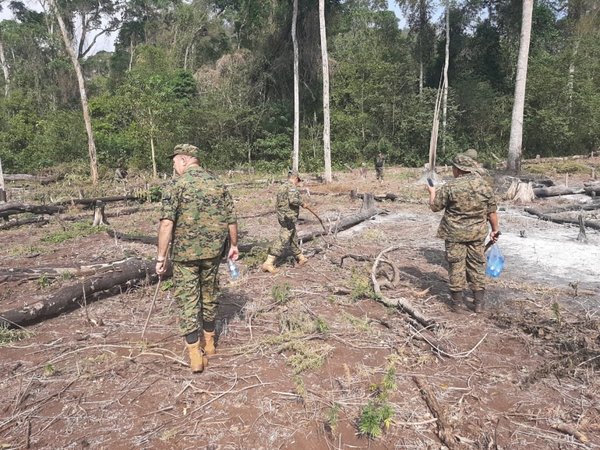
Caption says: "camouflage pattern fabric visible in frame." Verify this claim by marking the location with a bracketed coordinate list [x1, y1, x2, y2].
[431, 173, 497, 242]
[172, 258, 220, 335]
[160, 166, 236, 262]
[445, 241, 486, 291]
[375, 155, 385, 180]
[276, 181, 302, 224]
[269, 222, 302, 258]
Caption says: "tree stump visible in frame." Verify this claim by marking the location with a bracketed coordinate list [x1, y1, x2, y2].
[506, 179, 535, 203]
[577, 214, 587, 243]
[92, 200, 110, 226]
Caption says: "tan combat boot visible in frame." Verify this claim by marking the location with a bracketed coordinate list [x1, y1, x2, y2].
[203, 331, 216, 356]
[473, 290, 485, 313]
[261, 255, 279, 273]
[296, 254, 308, 266]
[186, 341, 208, 373]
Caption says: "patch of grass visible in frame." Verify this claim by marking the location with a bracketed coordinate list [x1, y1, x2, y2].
[272, 282, 292, 304]
[42, 223, 108, 244]
[242, 247, 268, 269]
[160, 279, 173, 290]
[0, 325, 30, 346]
[315, 317, 330, 334]
[349, 269, 376, 301]
[37, 274, 52, 289]
[281, 340, 334, 374]
[8, 245, 46, 257]
[524, 161, 591, 175]
[43, 363, 57, 377]
[342, 311, 371, 331]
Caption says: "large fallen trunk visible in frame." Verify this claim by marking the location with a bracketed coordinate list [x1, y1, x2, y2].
[4, 173, 64, 184]
[0, 217, 49, 230]
[583, 182, 600, 196]
[56, 195, 139, 207]
[0, 259, 156, 329]
[524, 207, 600, 231]
[533, 186, 585, 198]
[0, 202, 66, 218]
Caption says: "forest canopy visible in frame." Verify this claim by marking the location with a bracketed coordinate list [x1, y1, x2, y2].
[0, 0, 598, 174]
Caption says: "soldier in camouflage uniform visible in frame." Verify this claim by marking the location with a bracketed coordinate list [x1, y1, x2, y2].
[375, 152, 385, 182]
[261, 170, 308, 273]
[156, 144, 238, 373]
[426, 153, 500, 313]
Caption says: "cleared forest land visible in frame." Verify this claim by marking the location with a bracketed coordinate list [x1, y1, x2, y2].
[1, 163, 599, 449]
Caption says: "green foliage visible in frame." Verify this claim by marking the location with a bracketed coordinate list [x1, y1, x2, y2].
[42, 223, 108, 244]
[325, 403, 341, 431]
[271, 282, 292, 304]
[357, 400, 394, 439]
[349, 269, 377, 301]
[0, 325, 30, 346]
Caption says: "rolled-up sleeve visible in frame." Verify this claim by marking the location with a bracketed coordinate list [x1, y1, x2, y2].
[430, 186, 448, 212]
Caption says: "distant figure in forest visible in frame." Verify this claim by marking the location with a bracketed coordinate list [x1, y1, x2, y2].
[426, 153, 500, 313]
[155, 144, 238, 374]
[261, 170, 309, 273]
[375, 152, 385, 182]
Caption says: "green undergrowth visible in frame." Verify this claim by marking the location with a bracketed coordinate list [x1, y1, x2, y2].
[357, 360, 397, 439]
[0, 324, 31, 346]
[42, 222, 109, 244]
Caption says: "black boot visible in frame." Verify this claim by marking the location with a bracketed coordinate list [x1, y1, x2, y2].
[473, 290, 485, 313]
[450, 291, 464, 312]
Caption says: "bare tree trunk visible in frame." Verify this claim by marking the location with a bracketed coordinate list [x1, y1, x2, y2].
[49, 0, 99, 184]
[0, 157, 6, 203]
[291, 0, 300, 172]
[507, 0, 534, 173]
[419, 60, 423, 96]
[567, 38, 579, 115]
[150, 134, 157, 178]
[319, 0, 332, 183]
[0, 40, 10, 97]
[441, 0, 450, 153]
[128, 39, 135, 71]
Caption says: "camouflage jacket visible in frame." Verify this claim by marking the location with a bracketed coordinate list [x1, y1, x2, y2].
[276, 180, 302, 224]
[160, 166, 236, 261]
[431, 173, 497, 242]
[375, 155, 385, 168]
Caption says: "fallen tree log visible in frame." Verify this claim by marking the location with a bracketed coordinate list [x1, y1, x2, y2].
[4, 173, 64, 184]
[533, 186, 585, 198]
[351, 191, 398, 202]
[522, 154, 592, 164]
[0, 258, 157, 329]
[370, 245, 437, 330]
[413, 376, 458, 450]
[524, 207, 600, 231]
[0, 202, 66, 218]
[0, 216, 49, 230]
[55, 194, 139, 207]
[584, 182, 600, 196]
[0, 258, 136, 284]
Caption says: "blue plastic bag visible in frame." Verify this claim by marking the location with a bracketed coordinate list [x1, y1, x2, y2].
[485, 244, 505, 278]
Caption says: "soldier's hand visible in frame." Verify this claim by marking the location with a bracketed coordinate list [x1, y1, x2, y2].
[490, 230, 501, 243]
[156, 260, 168, 275]
[228, 245, 239, 261]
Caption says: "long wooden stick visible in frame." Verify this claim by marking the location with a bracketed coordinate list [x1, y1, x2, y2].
[141, 277, 161, 338]
[303, 204, 327, 233]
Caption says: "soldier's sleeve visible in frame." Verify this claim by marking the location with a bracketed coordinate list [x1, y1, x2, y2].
[159, 180, 178, 222]
[486, 184, 498, 214]
[288, 187, 302, 208]
[430, 185, 448, 212]
[222, 186, 237, 224]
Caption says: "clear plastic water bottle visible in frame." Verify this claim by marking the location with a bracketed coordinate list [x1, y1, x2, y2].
[227, 258, 239, 280]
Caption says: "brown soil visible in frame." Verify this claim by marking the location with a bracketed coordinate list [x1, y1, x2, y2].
[1, 164, 599, 449]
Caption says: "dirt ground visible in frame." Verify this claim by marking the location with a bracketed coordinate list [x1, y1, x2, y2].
[1, 162, 599, 449]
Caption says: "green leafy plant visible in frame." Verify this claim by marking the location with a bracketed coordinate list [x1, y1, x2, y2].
[325, 403, 341, 431]
[357, 400, 394, 439]
[272, 282, 292, 304]
[349, 269, 376, 300]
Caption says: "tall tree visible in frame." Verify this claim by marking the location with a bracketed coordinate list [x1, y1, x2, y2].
[291, 0, 300, 172]
[441, 0, 450, 153]
[319, 0, 332, 183]
[508, 0, 534, 172]
[47, 0, 99, 183]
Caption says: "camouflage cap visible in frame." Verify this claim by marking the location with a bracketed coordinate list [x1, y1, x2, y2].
[452, 154, 477, 172]
[170, 144, 200, 159]
[464, 148, 478, 160]
[288, 169, 303, 181]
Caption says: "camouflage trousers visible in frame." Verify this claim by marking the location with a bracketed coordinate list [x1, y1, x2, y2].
[376, 167, 384, 180]
[269, 221, 302, 258]
[172, 257, 221, 336]
[445, 240, 486, 292]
